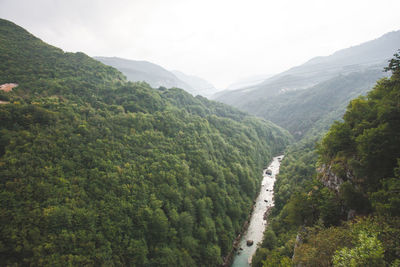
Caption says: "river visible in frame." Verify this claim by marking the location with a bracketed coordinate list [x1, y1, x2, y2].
[231, 155, 283, 267]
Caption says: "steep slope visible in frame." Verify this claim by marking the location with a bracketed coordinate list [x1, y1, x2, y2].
[215, 31, 399, 138]
[217, 30, 400, 104]
[171, 70, 217, 97]
[0, 19, 292, 266]
[250, 68, 387, 138]
[318, 55, 400, 196]
[95, 56, 193, 91]
[252, 53, 400, 267]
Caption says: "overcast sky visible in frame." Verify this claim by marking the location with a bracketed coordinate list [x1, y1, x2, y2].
[0, 0, 399, 89]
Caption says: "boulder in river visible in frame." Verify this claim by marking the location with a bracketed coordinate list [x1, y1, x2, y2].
[247, 240, 254, 246]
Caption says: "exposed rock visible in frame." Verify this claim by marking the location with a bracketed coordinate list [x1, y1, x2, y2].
[292, 226, 307, 261]
[246, 240, 253, 246]
[318, 163, 353, 192]
[263, 206, 273, 220]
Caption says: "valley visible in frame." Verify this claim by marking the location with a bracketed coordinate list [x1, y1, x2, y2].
[0, 16, 399, 267]
[231, 155, 283, 267]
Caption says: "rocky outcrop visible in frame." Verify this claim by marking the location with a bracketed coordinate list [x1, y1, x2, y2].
[292, 226, 307, 262]
[317, 163, 353, 193]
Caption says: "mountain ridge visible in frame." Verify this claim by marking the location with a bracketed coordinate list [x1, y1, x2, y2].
[215, 30, 398, 138]
[95, 56, 218, 97]
[216, 30, 399, 101]
[94, 56, 193, 90]
[171, 70, 217, 97]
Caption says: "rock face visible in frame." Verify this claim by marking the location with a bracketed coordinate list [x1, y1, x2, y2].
[292, 226, 307, 261]
[246, 240, 254, 246]
[318, 163, 353, 192]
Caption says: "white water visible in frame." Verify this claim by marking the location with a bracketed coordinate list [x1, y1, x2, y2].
[231, 155, 283, 267]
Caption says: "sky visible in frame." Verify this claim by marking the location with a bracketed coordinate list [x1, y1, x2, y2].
[0, 0, 399, 89]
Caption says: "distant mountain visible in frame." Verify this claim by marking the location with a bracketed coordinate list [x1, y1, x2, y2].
[95, 56, 193, 91]
[171, 70, 217, 97]
[225, 74, 275, 91]
[211, 74, 274, 100]
[216, 31, 399, 104]
[253, 68, 387, 138]
[215, 30, 399, 138]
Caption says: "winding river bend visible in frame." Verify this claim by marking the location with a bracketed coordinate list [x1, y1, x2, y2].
[231, 155, 283, 267]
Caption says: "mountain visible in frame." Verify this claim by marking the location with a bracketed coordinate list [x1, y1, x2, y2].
[95, 56, 193, 91]
[0, 18, 292, 266]
[252, 55, 400, 266]
[249, 68, 387, 138]
[225, 73, 275, 91]
[211, 73, 274, 100]
[216, 30, 399, 138]
[95, 57, 218, 97]
[171, 70, 217, 97]
[218, 30, 400, 101]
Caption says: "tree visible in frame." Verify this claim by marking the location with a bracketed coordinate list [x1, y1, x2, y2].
[384, 49, 400, 74]
[333, 231, 385, 267]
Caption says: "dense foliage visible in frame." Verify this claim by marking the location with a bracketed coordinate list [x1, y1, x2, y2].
[318, 54, 400, 196]
[254, 69, 385, 139]
[0, 19, 293, 266]
[252, 52, 400, 266]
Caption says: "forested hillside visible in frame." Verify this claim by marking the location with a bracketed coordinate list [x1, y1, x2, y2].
[242, 69, 385, 138]
[215, 31, 399, 139]
[171, 70, 217, 97]
[252, 52, 400, 266]
[95, 57, 194, 95]
[0, 19, 292, 266]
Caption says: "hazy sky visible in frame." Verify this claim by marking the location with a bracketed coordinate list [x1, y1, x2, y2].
[0, 0, 399, 88]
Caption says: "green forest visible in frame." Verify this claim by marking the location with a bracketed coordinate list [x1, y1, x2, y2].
[0, 19, 292, 266]
[252, 52, 400, 266]
[1, 17, 400, 267]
